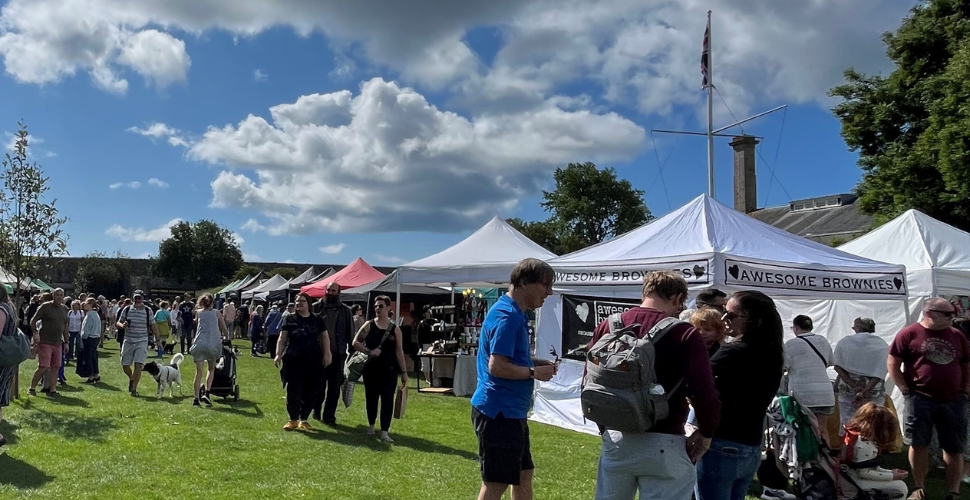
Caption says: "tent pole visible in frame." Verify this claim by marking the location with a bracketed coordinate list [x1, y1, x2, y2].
[394, 282, 401, 323]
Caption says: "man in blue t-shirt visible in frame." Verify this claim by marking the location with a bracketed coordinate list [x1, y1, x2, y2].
[471, 258, 557, 500]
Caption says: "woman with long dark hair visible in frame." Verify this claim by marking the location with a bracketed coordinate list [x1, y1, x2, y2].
[695, 290, 784, 500]
[352, 295, 408, 443]
[275, 293, 331, 431]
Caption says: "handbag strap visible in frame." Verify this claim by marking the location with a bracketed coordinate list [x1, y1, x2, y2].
[798, 335, 827, 367]
[371, 320, 395, 349]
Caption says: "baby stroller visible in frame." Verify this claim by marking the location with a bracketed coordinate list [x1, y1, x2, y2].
[769, 396, 899, 500]
[207, 339, 240, 401]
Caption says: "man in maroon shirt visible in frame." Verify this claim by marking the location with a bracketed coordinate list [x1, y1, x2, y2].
[888, 298, 970, 500]
[590, 271, 721, 500]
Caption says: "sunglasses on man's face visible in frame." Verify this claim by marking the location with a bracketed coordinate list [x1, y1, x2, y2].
[929, 309, 955, 317]
[374, 304, 385, 309]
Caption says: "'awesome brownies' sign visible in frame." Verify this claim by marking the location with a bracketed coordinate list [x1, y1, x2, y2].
[723, 259, 906, 296]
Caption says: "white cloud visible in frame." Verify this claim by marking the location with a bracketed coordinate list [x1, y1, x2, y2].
[0, 0, 913, 112]
[127, 122, 189, 147]
[241, 218, 266, 233]
[108, 181, 141, 190]
[148, 178, 169, 188]
[373, 254, 406, 265]
[0, 3, 191, 93]
[116, 29, 190, 89]
[319, 243, 345, 255]
[128, 123, 178, 138]
[136, 252, 152, 259]
[230, 232, 245, 246]
[283, 259, 296, 264]
[105, 218, 181, 242]
[253, 69, 268, 82]
[192, 78, 644, 234]
[4, 132, 47, 157]
[243, 253, 262, 262]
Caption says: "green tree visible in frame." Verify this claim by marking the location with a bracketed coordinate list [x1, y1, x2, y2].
[75, 251, 129, 297]
[0, 123, 69, 300]
[508, 162, 652, 255]
[233, 264, 263, 282]
[267, 267, 299, 280]
[830, 0, 970, 229]
[155, 220, 243, 288]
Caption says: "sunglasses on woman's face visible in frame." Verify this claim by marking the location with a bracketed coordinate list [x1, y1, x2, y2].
[722, 311, 746, 322]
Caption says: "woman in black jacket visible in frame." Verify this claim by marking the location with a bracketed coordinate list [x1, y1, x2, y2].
[695, 290, 785, 500]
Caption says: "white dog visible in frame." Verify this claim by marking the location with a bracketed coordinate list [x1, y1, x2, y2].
[143, 353, 184, 399]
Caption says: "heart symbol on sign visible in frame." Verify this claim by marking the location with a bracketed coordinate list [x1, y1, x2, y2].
[728, 265, 740, 279]
[693, 265, 706, 279]
[893, 277, 903, 290]
[575, 302, 590, 323]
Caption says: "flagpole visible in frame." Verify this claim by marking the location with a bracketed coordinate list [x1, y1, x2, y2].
[706, 10, 715, 197]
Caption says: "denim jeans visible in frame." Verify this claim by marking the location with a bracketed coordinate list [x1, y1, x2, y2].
[595, 431, 695, 500]
[68, 331, 80, 360]
[695, 438, 762, 500]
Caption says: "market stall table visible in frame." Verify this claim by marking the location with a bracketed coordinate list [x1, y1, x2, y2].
[452, 355, 477, 397]
[415, 353, 457, 394]
[415, 353, 478, 396]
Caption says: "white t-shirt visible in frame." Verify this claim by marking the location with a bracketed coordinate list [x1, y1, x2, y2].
[784, 333, 835, 408]
[68, 309, 84, 332]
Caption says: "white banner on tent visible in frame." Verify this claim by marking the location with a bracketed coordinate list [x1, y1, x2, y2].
[723, 259, 907, 296]
[554, 259, 712, 286]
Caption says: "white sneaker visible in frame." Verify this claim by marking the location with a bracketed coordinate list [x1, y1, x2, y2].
[761, 487, 796, 500]
[380, 432, 394, 443]
[366, 426, 375, 436]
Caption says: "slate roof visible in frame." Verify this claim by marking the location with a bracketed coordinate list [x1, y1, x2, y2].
[749, 193, 874, 245]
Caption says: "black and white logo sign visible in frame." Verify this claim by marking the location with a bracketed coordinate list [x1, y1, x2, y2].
[560, 295, 640, 357]
[723, 259, 906, 296]
[555, 259, 712, 286]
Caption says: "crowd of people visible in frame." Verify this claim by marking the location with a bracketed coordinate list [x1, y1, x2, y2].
[0, 280, 410, 442]
[471, 259, 969, 500]
[0, 260, 967, 499]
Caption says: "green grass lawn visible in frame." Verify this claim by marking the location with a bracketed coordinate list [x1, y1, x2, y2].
[0, 340, 961, 499]
[0, 341, 600, 499]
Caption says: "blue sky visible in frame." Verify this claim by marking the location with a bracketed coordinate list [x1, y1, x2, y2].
[0, 0, 917, 266]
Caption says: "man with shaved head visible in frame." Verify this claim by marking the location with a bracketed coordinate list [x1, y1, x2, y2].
[889, 297, 970, 500]
[313, 281, 354, 426]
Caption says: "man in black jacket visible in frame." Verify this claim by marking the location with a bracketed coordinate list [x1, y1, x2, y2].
[313, 282, 355, 426]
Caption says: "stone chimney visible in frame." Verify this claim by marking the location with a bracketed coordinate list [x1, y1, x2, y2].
[730, 135, 760, 214]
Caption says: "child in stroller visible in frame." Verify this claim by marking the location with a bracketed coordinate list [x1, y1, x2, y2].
[769, 396, 908, 500]
[841, 403, 908, 499]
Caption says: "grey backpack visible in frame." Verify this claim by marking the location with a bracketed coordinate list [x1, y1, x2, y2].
[581, 313, 683, 433]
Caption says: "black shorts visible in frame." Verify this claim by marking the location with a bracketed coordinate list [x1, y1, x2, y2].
[471, 407, 534, 485]
[904, 392, 968, 453]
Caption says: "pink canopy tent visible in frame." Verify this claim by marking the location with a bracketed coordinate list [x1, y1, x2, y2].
[300, 257, 385, 298]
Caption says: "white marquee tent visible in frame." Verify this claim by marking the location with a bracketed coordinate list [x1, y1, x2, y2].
[397, 216, 556, 288]
[839, 209, 970, 321]
[533, 195, 909, 434]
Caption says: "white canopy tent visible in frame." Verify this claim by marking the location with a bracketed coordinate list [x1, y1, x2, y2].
[241, 274, 289, 300]
[395, 216, 556, 318]
[533, 195, 909, 434]
[397, 216, 556, 288]
[839, 209, 970, 321]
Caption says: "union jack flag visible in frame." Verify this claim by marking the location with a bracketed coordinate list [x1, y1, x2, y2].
[701, 11, 711, 89]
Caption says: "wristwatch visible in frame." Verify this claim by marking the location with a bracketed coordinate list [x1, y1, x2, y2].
[529, 367, 535, 380]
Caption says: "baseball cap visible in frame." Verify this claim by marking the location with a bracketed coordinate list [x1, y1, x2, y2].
[133, 290, 144, 299]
